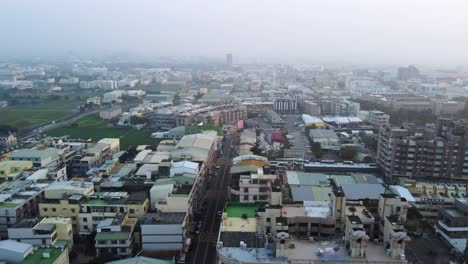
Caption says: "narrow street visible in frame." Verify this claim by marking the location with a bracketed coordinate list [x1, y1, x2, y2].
[187, 134, 237, 264]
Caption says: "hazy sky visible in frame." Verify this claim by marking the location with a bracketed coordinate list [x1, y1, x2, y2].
[1, 0, 467, 65]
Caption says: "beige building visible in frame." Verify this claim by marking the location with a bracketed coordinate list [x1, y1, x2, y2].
[0, 132, 17, 148]
[100, 106, 122, 119]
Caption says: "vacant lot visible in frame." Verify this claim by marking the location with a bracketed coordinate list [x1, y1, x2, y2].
[0, 99, 83, 129]
[44, 114, 159, 149]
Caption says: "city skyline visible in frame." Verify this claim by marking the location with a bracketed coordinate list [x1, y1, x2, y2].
[1, 0, 468, 66]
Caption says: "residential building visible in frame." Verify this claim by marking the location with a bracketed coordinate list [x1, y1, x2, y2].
[377, 118, 468, 182]
[95, 213, 137, 257]
[103, 90, 124, 103]
[44, 181, 94, 199]
[397, 65, 421, 81]
[86, 96, 102, 105]
[367, 110, 390, 129]
[100, 106, 122, 120]
[79, 192, 148, 235]
[9, 148, 60, 168]
[0, 184, 45, 238]
[0, 132, 17, 148]
[39, 194, 86, 234]
[242, 101, 273, 114]
[0, 240, 33, 264]
[230, 168, 281, 204]
[398, 178, 465, 222]
[7, 217, 73, 250]
[300, 99, 321, 116]
[226, 53, 233, 67]
[273, 94, 297, 113]
[435, 198, 468, 254]
[0, 160, 33, 181]
[140, 212, 186, 253]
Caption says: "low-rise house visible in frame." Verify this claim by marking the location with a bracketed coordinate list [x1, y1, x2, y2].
[79, 192, 148, 235]
[7, 217, 73, 250]
[10, 148, 60, 168]
[100, 106, 122, 120]
[436, 198, 468, 254]
[140, 212, 186, 254]
[39, 194, 87, 234]
[0, 240, 33, 264]
[0, 160, 33, 181]
[95, 213, 137, 257]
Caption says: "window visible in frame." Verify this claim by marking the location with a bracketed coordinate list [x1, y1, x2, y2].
[244, 188, 249, 192]
[243, 195, 248, 200]
[83, 218, 88, 222]
[129, 209, 135, 214]
[266, 217, 271, 223]
[43, 208, 48, 212]
[71, 209, 75, 213]
[52, 208, 57, 212]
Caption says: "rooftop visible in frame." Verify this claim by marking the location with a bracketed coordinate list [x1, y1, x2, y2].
[85, 198, 108, 205]
[141, 212, 186, 225]
[341, 183, 385, 200]
[95, 231, 131, 241]
[224, 202, 264, 218]
[22, 248, 63, 264]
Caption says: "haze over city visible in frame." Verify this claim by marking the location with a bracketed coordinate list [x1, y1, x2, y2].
[1, 0, 468, 65]
[2, 1, 468, 264]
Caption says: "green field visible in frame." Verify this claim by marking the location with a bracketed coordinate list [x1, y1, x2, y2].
[0, 99, 83, 129]
[44, 114, 159, 149]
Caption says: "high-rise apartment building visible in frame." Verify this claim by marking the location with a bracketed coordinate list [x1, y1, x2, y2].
[226, 53, 233, 67]
[377, 118, 468, 182]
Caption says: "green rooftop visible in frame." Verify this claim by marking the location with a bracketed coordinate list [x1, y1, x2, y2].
[171, 193, 189, 197]
[22, 248, 63, 264]
[95, 231, 130, 241]
[85, 199, 107, 205]
[224, 202, 264, 218]
[0, 202, 19, 208]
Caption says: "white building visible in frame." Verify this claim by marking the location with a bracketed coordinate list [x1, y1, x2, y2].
[367, 110, 390, 129]
[103, 90, 125, 103]
[140, 213, 186, 252]
[170, 161, 199, 177]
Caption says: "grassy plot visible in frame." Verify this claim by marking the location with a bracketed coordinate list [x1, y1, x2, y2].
[44, 114, 159, 150]
[0, 99, 83, 129]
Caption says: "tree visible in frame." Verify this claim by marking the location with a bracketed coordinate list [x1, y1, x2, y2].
[363, 156, 374, 163]
[348, 206, 357, 215]
[195, 91, 203, 100]
[173, 93, 181, 106]
[130, 116, 148, 125]
[311, 142, 322, 158]
[359, 132, 378, 154]
[340, 146, 358, 160]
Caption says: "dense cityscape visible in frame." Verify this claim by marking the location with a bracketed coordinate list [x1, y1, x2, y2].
[1, 1, 468, 264]
[1, 53, 468, 264]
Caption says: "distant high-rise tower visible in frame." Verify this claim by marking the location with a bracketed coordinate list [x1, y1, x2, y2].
[226, 53, 233, 67]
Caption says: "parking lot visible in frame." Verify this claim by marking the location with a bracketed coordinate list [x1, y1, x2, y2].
[283, 115, 312, 160]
